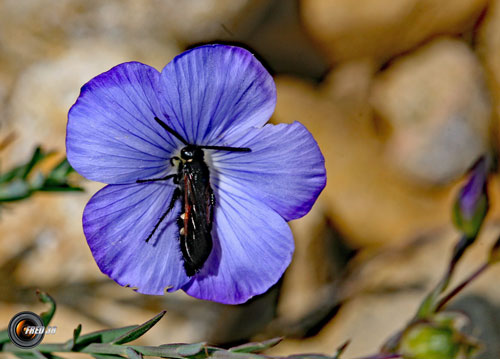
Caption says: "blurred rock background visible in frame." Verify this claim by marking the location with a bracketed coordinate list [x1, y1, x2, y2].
[2, 0, 500, 358]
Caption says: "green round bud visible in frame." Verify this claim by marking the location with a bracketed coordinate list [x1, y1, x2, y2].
[400, 323, 459, 359]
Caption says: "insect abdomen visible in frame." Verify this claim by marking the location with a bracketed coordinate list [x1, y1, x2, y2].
[179, 223, 213, 276]
[177, 160, 214, 276]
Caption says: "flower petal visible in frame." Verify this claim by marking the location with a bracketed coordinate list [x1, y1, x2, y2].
[182, 186, 294, 304]
[67, 62, 177, 184]
[211, 122, 326, 221]
[83, 182, 189, 294]
[159, 45, 276, 145]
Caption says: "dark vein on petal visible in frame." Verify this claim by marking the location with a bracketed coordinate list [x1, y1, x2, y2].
[99, 76, 173, 153]
[129, 69, 177, 149]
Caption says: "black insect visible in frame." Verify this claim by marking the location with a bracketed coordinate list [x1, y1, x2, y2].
[136, 117, 251, 276]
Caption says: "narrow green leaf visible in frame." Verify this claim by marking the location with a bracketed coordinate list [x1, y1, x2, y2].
[30, 172, 45, 190]
[99, 326, 138, 344]
[0, 166, 20, 183]
[0, 146, 48, 183]
[229, 338, 282, 354]
[37, 291, 56, 327]
[333, 340, 350, 359]
[13, 351, 49, 359]
[211, 350, 265, 359]
[286, 355, 333, 359]
[32, 350, 50, 359]
[159, 344, 184, 349]
[416, 288, 440, 319]
[44, 354, 68, 359]
[73, 325, 137, 349]
[73, 324, 82, 344]
[91, 354, 126, 359]
[0, 179, 31, 202]
[41, 157, 83, 193]
[354, 355, 402, 359]
[39, 184, 83, 193]
[48, 158, 73, 182]
[175, 342, 206, 356]
[14, 353, 39, 359]
[83, 343, 185, 359]
[21, 147, 45, 179]
[63, 324, 82, 350]
[112, 311, 166, 345]
[126, 347, 143, 359]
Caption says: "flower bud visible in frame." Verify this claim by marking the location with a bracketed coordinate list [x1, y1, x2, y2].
[399, 321, 472, 359]
[452, 156, 489, 239]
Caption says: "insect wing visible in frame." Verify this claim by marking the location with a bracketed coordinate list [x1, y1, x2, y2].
[180, 166, 213, 275]
[185, 166, 214, 233]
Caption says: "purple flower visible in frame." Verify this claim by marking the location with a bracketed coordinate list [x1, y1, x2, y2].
[66, 45, 326, 304]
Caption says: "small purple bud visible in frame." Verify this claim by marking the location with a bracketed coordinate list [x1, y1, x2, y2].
[452, 156, 489, 238]
[459, 156, 488, 219]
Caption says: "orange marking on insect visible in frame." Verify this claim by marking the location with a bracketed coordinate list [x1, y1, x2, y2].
[183, 174, 191, 236]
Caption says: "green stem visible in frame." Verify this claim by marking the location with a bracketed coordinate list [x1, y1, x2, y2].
[435, 262, 489, 312]
[3, 342, 185, 357]
[415, 235, 474, 319]
[2, 342, 218, 359]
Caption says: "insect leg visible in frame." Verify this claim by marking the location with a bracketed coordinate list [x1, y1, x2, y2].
[136, 174, 176, 183]
[145, 187, 181, 243]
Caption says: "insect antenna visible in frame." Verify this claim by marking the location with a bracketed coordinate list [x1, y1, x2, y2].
[199, 145, 251, 152]
[154, 116, 251, 152]
[154, 117, 188, 145]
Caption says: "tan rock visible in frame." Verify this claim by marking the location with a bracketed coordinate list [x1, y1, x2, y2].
[301, 0, 488, 63]
[0, 1, 180, 73]
[279, 203, 332, 321]
[275, 53, 498, 327]
[271, 216, 500, 358]
[273, 73, 454, 247]
[371, 38, 492, 185]
[160, 0, 270, 44]
[478, 0, 500, 147]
